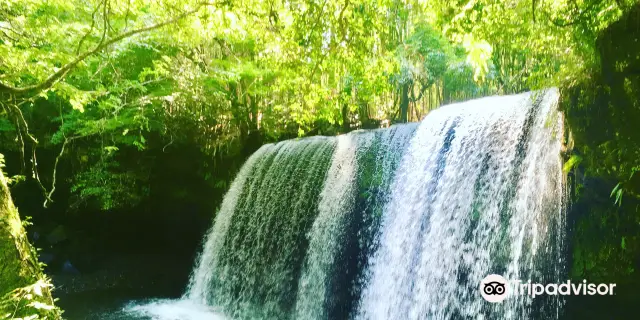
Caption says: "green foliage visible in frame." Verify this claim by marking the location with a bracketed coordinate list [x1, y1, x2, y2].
[610, 183, 624, 207]
[0, 154, 24, 185]
[461, 34, 492, 82]
[0, 0, 636, 214]
[427, 0, 633, 91]
[560, 6, 640, 317]
[0, 0, 638, 316]
[0, 277, 62, 320]
[563, 155, 583, 173]
[0, 0, 504, 209]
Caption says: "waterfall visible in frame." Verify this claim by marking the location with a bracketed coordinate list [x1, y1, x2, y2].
[295, 125, 417, 319]
[356, 89, 565, 319]
[166, 89, 565, 320]
[186, 136, 336, 319]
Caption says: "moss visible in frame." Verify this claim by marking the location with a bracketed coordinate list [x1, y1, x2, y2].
[0, 164, 62, 319]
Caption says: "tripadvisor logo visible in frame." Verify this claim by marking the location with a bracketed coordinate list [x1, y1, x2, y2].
[480, 274, 616, 303]
[480, 274, 509, 302]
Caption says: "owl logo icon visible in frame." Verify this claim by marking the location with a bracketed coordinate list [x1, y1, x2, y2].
[480, 274, 509, 303]
[483, 281, 506, 295]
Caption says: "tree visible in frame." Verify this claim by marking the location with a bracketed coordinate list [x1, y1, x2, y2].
[0, 156, 62, 318]
[0, 0, 222, 206]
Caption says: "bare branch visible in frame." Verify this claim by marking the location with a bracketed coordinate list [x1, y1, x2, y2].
[43, 104, 70, 208]
[2, 100, 54, 205]
[44, 137, 67, 208]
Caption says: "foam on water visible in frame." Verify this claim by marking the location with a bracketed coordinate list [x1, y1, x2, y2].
[123, 299, 226, 320]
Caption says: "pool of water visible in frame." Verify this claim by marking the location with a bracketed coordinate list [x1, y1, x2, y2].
[51, 253, 205, 319]
[121, 299, 226, 320]
[57, 289, 226, 320]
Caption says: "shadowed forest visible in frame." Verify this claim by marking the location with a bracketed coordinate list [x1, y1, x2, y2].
[1, 0, 640, 319]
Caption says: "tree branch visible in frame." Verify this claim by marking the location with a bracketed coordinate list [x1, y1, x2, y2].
[309, 0, 350, 79]
[2, 100, 55, 205]
[99, 0, 110, 46]
[44, 137, 67, 208]
[0, 2, 217, 97]
[76, 1, 103, 55]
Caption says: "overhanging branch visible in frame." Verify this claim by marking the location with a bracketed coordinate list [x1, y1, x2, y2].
[0, 1, 218, 98]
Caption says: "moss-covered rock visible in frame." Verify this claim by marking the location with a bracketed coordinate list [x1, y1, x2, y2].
[0, 162, 62, 319]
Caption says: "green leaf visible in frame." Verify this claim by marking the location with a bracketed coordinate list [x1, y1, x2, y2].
[104, 146, 119, 155]
[611, 183, 624, 207]
[610, 183, 621, 198]
[563, 155, 583, 173]
[69, 98, 85, 112]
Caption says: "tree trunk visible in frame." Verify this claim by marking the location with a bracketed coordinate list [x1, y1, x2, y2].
[399, 82, 409, 123]
[0, 169, 61, 318]
[359, 102, 374, 129]
[341, 103, 350, 132]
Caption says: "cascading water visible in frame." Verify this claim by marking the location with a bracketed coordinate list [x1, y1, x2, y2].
[356, 89, 565, 320]
[124, 89, 566, 320]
